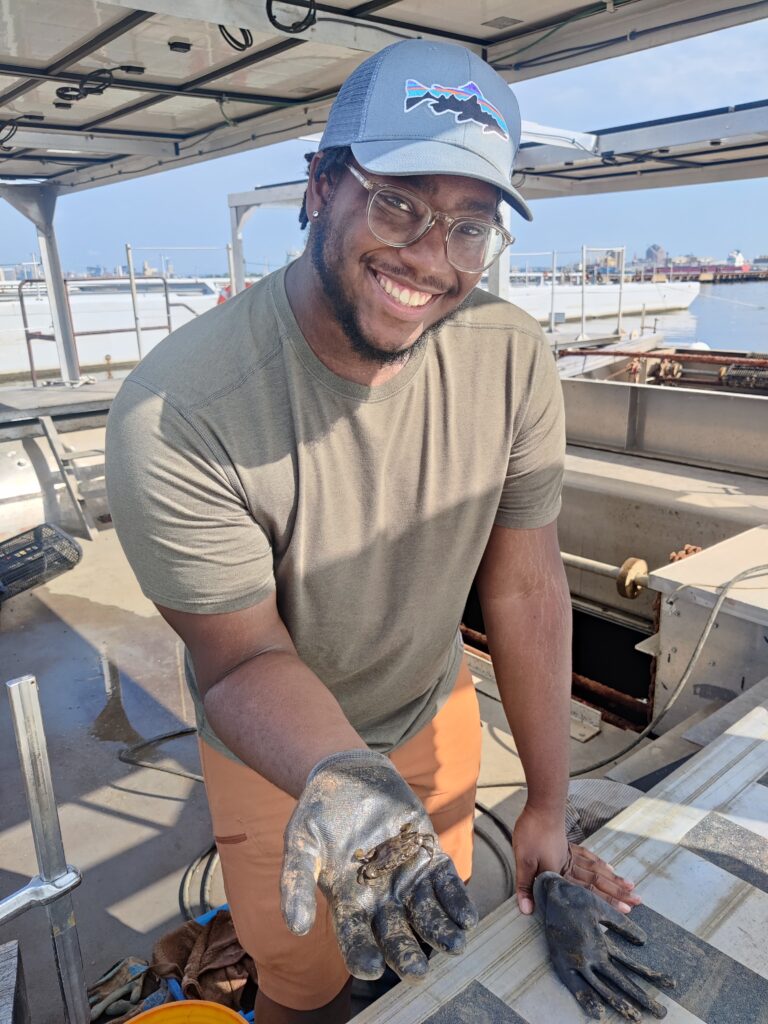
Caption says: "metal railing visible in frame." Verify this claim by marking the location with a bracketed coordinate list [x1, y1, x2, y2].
[507, 247, 627, 351]
[0, 675, 88, 1023]
[18, 275, 182, 387]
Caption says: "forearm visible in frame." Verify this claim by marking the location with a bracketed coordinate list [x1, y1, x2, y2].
[203, 649, 367, 797]
[479, 564, 572, 815]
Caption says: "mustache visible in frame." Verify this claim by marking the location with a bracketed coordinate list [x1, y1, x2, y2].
[366, 258, 456, 297]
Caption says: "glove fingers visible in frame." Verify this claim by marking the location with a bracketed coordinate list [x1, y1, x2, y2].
[601, 905, 647, 945]
[582, 969, 642, 1022]
[608, 945, 676, 990]
[406, 879, 468, 955]
[556, 972, 604, 1021]
[431, 859, 479, 930]
[597, 962, 668, 1019]
[335, 906, 386, 981]
[280, 841, 321, 936]
[373, 905, 429, 982]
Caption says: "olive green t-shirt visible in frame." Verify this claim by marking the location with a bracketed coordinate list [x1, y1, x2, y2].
[105, 267, 564, 760]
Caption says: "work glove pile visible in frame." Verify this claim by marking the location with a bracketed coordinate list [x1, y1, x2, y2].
[281, 749, 478, 981]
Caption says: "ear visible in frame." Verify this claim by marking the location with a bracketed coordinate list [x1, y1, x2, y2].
[305, 151, 339, 217]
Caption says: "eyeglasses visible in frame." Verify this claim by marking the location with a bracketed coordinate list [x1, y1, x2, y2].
[345, 163, 514, 274]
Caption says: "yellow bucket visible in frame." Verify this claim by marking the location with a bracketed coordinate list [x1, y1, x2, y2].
[131, 1001, 244, 1022]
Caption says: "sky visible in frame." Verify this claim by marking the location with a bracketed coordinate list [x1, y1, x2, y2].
[2, 18, 768, 275]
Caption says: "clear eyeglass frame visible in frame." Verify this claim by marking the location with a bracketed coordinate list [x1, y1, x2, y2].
[345, 163, 514, 274]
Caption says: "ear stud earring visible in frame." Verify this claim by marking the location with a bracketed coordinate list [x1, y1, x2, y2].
[312, 210, 319, 218]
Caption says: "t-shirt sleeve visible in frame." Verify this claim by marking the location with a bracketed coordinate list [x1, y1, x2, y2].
[494, 336, 565, 530]
[105, 379, 275, 613]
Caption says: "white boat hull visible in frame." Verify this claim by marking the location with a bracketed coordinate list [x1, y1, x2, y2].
[0, 280, 699, 377]
[505, 280, 699, 324]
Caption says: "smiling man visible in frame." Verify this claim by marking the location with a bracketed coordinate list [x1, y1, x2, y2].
[106, 39, 637, 1024]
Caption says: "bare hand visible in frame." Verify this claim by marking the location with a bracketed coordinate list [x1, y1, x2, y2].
[513, 805, 640, 915]
[562, 843, 641, 914]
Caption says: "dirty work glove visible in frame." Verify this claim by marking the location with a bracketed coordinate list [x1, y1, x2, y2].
[281, 749, 478, 981]
[534, 872, 675, 1021]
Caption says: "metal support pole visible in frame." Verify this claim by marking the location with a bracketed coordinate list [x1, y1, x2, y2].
[125, 243, 143, 359]
[0, 185, 81, 384]
[576, 244, 589, 341]
[6, 676, 89, 1024]
[230, 206, 246, 295]
[486, 205, 511, 300]
[547, 250, 558, 338]
[226, 242, 235, 292]
[616, 246, 626, 337]
[36, 226, 80, 384]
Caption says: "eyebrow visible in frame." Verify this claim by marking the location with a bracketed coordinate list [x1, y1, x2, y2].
[400, 174, 498, 217]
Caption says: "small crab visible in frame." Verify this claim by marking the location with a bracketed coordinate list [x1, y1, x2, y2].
[354, 822, 436, 884]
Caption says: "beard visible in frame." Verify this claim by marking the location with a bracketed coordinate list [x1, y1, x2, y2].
[310, 212, 471, 367]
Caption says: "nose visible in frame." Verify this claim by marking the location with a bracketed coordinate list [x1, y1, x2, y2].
[397, 220, 455, 280]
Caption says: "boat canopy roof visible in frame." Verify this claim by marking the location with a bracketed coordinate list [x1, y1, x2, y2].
[1, 0, 768, 196]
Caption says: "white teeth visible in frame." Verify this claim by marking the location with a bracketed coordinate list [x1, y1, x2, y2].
[375, 272, 432, 307]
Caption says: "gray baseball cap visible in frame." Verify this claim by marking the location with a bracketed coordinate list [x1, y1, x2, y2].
[318, 39, 532, 221]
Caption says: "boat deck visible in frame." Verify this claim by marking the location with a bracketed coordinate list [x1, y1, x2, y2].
[0, 527, 644, 1023]
[0, 381, 120, 440]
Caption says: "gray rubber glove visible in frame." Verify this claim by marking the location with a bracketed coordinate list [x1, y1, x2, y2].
[534, 872, 675, 1021]
[280, 749, 478, 981]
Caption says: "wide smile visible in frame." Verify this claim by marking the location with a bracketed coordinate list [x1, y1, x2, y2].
[369, 269, 442, 320]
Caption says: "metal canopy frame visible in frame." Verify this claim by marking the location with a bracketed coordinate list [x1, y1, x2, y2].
[1, 1, 767, 193]
[225, 97, 768, 293]
[519, 99, 768, 198]
[2, 1, 768, 381]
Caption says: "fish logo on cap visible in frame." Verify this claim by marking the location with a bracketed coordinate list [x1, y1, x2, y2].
[404, 79, 509, 140]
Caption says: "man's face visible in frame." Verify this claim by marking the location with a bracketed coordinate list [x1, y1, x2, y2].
[309, 163, 499, 365]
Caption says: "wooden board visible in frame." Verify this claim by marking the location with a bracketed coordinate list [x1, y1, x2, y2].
[356, 703, 768, 1024]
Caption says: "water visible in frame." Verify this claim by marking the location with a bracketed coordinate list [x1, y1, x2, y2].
[614, 281, 768, 354]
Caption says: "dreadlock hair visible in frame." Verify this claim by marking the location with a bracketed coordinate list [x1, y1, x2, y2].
[299, 145, 353, 229]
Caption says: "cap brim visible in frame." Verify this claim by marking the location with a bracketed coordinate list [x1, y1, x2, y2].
[351, 139, 533, 222]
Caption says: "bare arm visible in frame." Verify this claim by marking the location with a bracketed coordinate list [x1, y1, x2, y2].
[475, 521, 638, 914]
[157, 593, 367, 797]
[475, 520, 572, 817]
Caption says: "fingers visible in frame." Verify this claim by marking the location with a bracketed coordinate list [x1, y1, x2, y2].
[334, 906, 385, 980]
[373, 905, 429, 982]
[557, 971, 604, 1021]
[582, 968, 643, 1022]
[280, 841, 321, 936]
[566, 845, 641, 913]
[431, 860, 479, 931]
[568, 844, 636, 887]
[600, 902, 648, 945]
[608, 945, 676, 990]
[406, 878, 469, 955]
[514, 850, 537, 915]
[597, 962, 668, 1019]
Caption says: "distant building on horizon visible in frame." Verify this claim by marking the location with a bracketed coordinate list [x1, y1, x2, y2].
[645, 243, 666, 265]
[727, 249, 747, 267]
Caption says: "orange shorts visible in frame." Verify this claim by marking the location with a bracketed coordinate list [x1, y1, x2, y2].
[198, 656, 482, 1011]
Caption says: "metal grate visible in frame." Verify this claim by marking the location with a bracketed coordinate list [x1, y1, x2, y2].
[0, 524, 82, 602]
